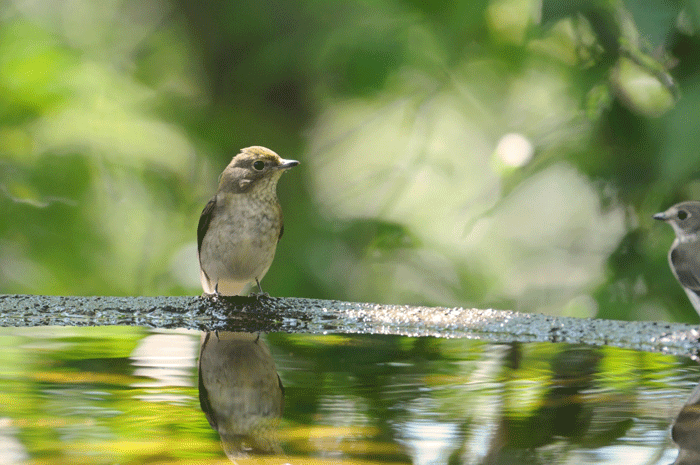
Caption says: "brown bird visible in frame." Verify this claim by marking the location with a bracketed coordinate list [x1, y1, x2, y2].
[197, 146, 299, 295]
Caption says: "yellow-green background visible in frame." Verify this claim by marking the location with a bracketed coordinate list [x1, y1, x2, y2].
[2, 0, 700, 321]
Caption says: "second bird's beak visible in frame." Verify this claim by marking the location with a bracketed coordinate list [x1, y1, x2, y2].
[653, 211, 669, 221]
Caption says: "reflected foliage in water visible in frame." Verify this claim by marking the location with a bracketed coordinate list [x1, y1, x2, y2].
[0, 327, 694, 464]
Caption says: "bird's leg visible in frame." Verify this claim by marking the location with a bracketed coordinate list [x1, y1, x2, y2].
[253, 278, 270, 300]
[253, 279, 266, 340]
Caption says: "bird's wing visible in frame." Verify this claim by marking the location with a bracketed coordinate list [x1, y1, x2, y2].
[197, 197, 217, 256]
[670, 243, 700, 292]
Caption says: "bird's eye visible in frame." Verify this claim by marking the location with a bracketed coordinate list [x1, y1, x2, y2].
[678, 210, 689, 220]
[253, 160, 265, 171]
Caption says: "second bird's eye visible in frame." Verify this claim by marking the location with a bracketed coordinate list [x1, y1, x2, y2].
[678, 210, 689, 220]
[253, 160, 265, 171]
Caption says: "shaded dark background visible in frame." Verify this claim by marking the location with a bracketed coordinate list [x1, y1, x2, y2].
[2, 0, 700, 322]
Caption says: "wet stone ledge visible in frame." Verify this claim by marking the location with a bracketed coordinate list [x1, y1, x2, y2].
[0, 294, 699, 358]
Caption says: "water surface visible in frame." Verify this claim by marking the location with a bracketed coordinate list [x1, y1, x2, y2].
[0, 326, 696, 464]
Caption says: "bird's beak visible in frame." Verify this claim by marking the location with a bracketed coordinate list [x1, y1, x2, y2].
[277, 159, 300, 170]
[653, 211, 668, 221]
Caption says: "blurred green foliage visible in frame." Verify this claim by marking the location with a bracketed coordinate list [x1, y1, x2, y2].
[2, 0, 700, 321]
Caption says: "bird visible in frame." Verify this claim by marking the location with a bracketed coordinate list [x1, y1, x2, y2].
[197, 146, 299, 296]
[653, 201, 700, 314]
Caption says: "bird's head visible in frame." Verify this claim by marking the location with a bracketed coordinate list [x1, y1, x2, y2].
[218, 146, 299, 194]
[654, 201, 700, 239]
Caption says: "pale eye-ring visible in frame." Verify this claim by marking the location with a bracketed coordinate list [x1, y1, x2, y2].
[678, 210, 689, 220]
[253, 160, 265, 171]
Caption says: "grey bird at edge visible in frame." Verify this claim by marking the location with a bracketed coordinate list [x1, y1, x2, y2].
[197, 146, 299, 296]
[653, 201, 700, 314]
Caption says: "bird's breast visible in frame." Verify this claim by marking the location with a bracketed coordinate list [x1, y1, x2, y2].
[200, 194, 282, 281]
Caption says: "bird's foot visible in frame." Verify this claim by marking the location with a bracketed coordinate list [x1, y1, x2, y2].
[202, 283, 221, 301]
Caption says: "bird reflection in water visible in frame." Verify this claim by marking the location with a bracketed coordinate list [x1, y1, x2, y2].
[198, 331, 284, 458]
[672, 379, 700, 465]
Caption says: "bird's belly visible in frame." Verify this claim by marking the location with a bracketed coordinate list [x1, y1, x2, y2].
[200, 218, 279, 282]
